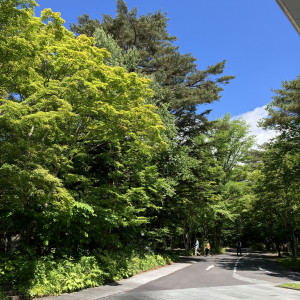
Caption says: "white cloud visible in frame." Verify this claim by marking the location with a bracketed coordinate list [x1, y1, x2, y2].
[233, 106, 279, 146]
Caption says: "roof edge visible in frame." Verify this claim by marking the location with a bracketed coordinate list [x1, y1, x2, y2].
[276, 0, 300, 35]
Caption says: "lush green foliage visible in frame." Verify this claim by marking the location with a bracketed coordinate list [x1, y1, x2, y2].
[0, 251, 173, 298]
[0, 289, 8, 300]
[0, 0, 166, 254]
[251, 76, 300, 259]
[0, 0, 299, 298]
[71, 0, 235, 138]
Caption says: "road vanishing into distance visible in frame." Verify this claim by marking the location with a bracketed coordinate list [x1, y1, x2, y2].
[45, 250, 300, 300]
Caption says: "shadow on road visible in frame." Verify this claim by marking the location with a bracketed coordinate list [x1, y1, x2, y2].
[217, 249, 300, 283]
[178, 256, 206, 263]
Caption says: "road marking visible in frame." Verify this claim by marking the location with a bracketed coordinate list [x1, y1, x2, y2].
[206, 265, 214, 271]
[259, 266, 272, 273]
[233, 256, 243, 273]
[232, 253, 270, 284]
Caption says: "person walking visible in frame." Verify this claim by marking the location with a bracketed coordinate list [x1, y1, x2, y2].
[194, 238, 200, 256]
[236, 241, 242, 255]
[205, 240, 213, 256]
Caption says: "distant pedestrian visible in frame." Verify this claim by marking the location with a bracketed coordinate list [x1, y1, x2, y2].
[194, 238, 200, 256]
[205, 241, 213, 256]
[236, 241, 242, 255]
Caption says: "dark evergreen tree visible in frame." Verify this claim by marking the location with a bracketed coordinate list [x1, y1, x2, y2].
[70, 0, 234, 141]
[70, 0, 237, 250]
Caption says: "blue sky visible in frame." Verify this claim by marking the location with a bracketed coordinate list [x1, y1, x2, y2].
[35, 0, 300, 143]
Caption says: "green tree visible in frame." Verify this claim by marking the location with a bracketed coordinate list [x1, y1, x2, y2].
[205, 114, 255, 249]
[262, 76, 300, 135]
[147, 114, 255, 251]
[0, 2, 166, 253]
[251, 144, 300, 259]
[69, 13, 101, 37]
[70, 0, 234, 137]
[69, 2, 239, 252]
[249, 76, 300, 259]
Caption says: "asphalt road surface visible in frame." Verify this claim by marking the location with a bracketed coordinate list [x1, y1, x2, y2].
[104, 249, 300, 300]
[45, 250, 300, 300]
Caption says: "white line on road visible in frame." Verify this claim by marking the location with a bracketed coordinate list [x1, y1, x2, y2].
[259, 266, 272, 273]
[233, 256, 243, 273]
[206, 265, 214, 271]
[232, 253, 270, 284]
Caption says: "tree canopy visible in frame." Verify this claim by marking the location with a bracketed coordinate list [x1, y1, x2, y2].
[0, 0, 298, 266]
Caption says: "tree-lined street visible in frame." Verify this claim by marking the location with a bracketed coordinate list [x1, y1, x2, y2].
[0, 1, 299, 298]
[44, 250, 300, 299]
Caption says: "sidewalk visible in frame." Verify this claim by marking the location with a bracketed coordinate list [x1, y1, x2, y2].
[42, 257, 200, 300]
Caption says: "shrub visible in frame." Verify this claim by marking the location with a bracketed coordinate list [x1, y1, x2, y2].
[250, 243, 266, 251]
[0, 250, 175, 298]
[0, 289, 8, 300]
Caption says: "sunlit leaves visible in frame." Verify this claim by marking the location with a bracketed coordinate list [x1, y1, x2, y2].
[0, 1, 167, 251]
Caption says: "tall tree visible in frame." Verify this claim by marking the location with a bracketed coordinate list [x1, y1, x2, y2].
[205, 114, 255, 249]
[250, 143, 300, 258]
[256, 76, 300, 259]
[70, 0, 234, 138]
[0, 2, 166, 253]
[262, 76, 300, 134]
[70, 1, 237, 251]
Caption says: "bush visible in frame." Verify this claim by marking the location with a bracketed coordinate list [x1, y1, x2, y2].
[0, 250, 175, 298]
[0, 254, 107, 298]
[161, 249, 193, 257]
[250, 243, 266, 251]
[0, 289, 8, 300]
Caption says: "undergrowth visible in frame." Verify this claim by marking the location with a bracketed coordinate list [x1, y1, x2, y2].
[0, 250, 175, 298]
[276, 257, 300, 273]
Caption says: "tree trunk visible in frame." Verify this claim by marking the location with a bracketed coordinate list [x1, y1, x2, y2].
[183, 230, 191, 251]
[290, 230, 298, 260]
[214, 218, 223, 251]
[275, 241, 281, 258]
[265, 237, 271, 252]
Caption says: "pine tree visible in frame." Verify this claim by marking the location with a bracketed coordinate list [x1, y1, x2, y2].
[70, 0, 234, 139]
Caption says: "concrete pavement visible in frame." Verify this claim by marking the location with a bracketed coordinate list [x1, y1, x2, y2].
[104, 283, 300, 300]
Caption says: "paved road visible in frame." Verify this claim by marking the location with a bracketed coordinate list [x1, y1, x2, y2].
[44, 250, 300, 300]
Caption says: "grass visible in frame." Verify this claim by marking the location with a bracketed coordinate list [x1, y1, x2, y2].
[276, 257, 300, 291]
[276, 257, 300, 273]
[277, 283, 300, 291]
